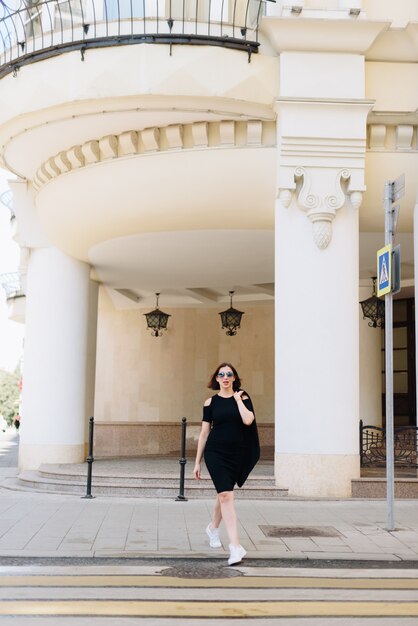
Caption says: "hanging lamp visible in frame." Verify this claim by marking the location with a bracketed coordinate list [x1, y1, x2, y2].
[219, 291, 244, 336]
[360, 277, 385, 328]
[144, 293, 171, 337]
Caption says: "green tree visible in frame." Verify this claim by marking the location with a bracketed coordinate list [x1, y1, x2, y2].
[0, 369, 20, 427]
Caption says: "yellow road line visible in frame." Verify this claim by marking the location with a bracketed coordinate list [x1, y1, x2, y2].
[1, 576, 418, 589]
[2, 600, 418, 617]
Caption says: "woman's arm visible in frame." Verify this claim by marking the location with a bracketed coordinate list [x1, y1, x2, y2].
[233, 390, 255, 426]
[193, 421, 211, 480]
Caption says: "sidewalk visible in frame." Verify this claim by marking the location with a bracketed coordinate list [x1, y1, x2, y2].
[0, 428, 19, 469]
[2, 431, 418, 563]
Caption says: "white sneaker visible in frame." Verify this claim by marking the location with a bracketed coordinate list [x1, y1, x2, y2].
[228, 544, 247, 566]
[206, 524, 222, 548]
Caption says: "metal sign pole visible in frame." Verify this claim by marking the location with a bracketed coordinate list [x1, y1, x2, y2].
[384, 180, 394, 531]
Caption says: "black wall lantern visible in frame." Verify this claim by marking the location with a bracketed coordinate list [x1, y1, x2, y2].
[360, 277, 385, 328]
[219, 291, 244, 336]
[144, 293, 171, 337]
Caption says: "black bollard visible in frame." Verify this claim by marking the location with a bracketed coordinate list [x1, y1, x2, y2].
[82, 416, 95, 499]
[175, 417, 188, 501]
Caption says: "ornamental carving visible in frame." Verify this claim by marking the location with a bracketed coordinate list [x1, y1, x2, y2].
[33, 120, 275, 191]
[278, 167, 363, 250]
[311, 214, 333, 250]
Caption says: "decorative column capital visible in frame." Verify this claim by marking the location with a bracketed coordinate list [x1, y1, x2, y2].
[278, 167, 363, 250]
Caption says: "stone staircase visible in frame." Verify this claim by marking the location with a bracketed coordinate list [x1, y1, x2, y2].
[6, 458, 288, 499]
[352, 477, 418, 499]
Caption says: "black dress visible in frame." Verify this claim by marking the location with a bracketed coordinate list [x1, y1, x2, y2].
[203, 392, 260, 493]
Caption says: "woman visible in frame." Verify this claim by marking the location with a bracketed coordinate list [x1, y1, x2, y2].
[193, 362, 260, 565]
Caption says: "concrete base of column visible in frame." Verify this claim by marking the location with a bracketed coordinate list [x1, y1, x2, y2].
[275, 453, 360, 497]
[19, 444, 85, 470]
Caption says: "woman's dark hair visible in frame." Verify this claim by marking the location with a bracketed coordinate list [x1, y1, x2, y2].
[208, 362, 241, 391]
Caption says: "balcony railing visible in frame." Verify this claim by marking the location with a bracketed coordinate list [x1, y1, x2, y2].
[0, 272, 25, 299]
[0, 0, 269, 77]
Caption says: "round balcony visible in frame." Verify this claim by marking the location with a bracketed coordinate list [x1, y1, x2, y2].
[0, 0, 268, 81]
[0, 1, 278, 303]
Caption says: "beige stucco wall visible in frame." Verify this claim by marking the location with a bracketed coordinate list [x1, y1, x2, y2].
[94, 287, 274, 425]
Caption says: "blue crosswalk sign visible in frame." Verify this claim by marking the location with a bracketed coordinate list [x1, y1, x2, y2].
[377, 245, 391, 297]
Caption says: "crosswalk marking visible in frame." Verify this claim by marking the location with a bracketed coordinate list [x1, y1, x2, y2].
[2, 575, 418, 589]
[2, 599, 418, 617]
[3, 570, 418, 621]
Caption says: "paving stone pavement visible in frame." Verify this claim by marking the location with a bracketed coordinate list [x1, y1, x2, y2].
[2, 429, 418, 562]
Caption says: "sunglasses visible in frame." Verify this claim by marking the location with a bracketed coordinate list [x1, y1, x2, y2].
[217, 372, 234, 378]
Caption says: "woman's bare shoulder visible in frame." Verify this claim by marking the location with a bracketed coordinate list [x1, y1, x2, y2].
[204, 397, 213, 407]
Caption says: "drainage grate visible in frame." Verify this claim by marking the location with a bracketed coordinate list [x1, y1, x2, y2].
[161, 564, 243, 579]
[259, 525, 342, 538]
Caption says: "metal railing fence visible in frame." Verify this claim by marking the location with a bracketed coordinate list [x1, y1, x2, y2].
[0, 0, 269, 77]
[360, 419, 418, 468]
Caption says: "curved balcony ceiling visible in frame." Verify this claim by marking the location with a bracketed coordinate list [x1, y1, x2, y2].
[35, 147, 276, 292]
[90, 230, 274, 294]
[36, 148, 276, 249]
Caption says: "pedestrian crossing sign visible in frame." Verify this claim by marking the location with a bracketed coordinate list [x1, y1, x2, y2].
[377, 244, 392, 297]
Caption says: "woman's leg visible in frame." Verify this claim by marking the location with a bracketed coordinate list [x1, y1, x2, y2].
[218, 491, 239, 546]
[211, 495, 222, 529]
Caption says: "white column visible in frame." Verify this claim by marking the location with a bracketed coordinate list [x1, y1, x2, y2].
[275, 181, 360, 497]
[19, 247, 98, 469]
[359, 283, 383, 427]
[274, 51, 371, 497]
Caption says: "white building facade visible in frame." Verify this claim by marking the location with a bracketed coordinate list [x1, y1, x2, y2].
[0, 0, 417, 496]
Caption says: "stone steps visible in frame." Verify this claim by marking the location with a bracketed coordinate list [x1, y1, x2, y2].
[37, 466, 275, 488]
[10, 467, 288, 499]
[352, 477, 418, 499]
